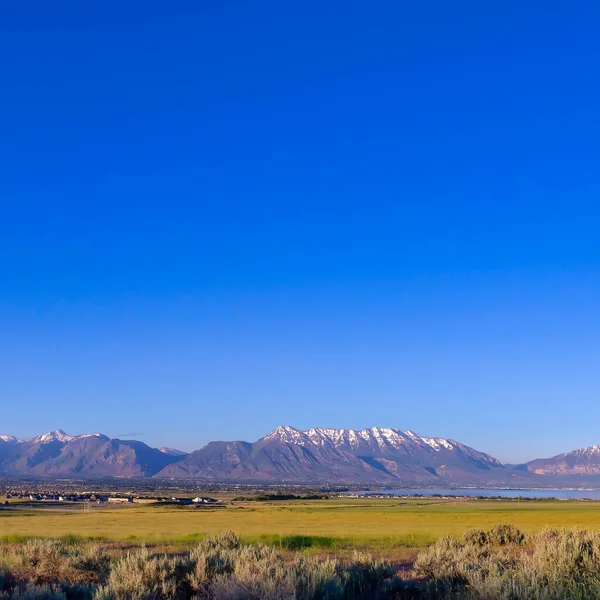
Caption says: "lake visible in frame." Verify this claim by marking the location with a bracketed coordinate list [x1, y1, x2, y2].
[355, 488, 600, 500]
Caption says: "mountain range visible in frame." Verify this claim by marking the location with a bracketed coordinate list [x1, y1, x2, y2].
[2, 426, 600, 486]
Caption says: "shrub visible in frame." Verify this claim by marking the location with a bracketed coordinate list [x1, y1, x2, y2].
[414, 537, 490, 581]
[462, 529, 487, 547]
[66, 545, 110, 580]
[196, 542, 289, 600]
[100, 547, 190, 600]
[343, 551, 397, 599]
[197, 532, 240, 552]
[288, 555, 344, 600]
[5, 540, 109, 589]
[189, 533, 241, 588]
[189, 532, 403, 600]
[205, 551, 345, 600]
[486, 524, 524, 546]
[413, 526, 600, 599]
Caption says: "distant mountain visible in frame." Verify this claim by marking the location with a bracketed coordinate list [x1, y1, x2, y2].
[0, 430, 182, 477]
[160, 441, 253, 478]
[525, 445, 600, 478]
[29, 429, 77, 444]
[159, 447, 188, 457]
[155, 426, 506, 484]
[0, 435, 22, 444]
[4, 427, 600, 486]
[0, 435, 23, 464]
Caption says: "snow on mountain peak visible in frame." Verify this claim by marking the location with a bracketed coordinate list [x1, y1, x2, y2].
[30, 430, 74, 444]
[159, 447, 188, 456]
[28, 430, 106, 444]
[572, 445, 600, 457]
[1, 431, 109, 446]
[73, 433, 104, 440]
[263, 425, 310, 445]
[420, 436, 455, 451]
[268, 426, 467, 455]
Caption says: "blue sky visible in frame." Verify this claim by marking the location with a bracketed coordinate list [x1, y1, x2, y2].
[1, 1, 599, 463]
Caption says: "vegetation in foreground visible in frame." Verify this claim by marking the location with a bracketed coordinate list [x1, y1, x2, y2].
[0, 532, 408, 599]
[414, 524, 600, 598]
[4, 526, 600, 598]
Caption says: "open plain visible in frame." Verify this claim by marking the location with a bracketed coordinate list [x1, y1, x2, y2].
[3, 496, 600, 553]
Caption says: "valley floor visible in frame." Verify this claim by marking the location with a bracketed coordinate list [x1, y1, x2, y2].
[3, 496, 600, 555]
[5, 498, 600, 598]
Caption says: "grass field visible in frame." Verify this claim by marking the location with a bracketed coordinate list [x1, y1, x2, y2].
[3, 497, 600, 551]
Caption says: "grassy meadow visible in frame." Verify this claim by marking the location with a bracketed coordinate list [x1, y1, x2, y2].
[3, 497, 600, 551]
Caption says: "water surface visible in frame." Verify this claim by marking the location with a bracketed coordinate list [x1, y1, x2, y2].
[354, 488, 600, 500]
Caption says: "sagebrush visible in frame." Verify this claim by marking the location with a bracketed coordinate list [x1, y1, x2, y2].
[4, 527, 600, 599]
[0, 533, 407, 599]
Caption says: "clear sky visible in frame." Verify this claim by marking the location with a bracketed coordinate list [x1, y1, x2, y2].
[1, 1, 599, 464]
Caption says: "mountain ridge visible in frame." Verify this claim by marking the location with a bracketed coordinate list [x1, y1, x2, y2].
[3, 427, 600, 485]
[524, 445, 600, 478]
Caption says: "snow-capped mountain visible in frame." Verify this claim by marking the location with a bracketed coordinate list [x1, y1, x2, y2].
[0, 425, 508, 482]
[158, 425, 505, 483]
[27, 430, 105, 444]
[159, 447, 188, 457]
[264, 426, 502, 467]
[29, 430, 76, 444]
[0, 435, 22, 444]
[0, 430, 181, 477]
[4, 426, 600, 485]
[525, 445, 600, 477]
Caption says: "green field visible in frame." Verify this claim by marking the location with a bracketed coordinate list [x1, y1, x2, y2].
[3, 497, 600, 550]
